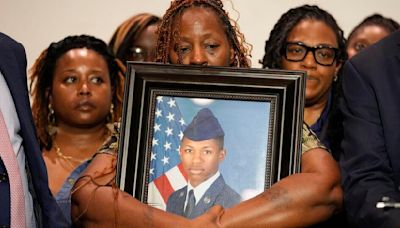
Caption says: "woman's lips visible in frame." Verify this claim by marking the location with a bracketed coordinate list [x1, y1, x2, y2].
[76, 100, 95, 111]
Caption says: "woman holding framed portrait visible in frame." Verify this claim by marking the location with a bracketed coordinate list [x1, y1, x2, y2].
[71, 0, 341, 227]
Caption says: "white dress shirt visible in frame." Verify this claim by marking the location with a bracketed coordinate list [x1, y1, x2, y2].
[185, 171, 221, 207]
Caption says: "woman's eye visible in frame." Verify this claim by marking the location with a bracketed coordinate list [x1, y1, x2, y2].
[288, 47, 303, 54]
[179, 46, 190, 54]
[206, 44, 219, 50]
[355, 42, 367, 51]
[318, 51, 330, 59]
[64, 76, 76, 84]
[91, 76, 104, 84]
[174, 44, 191, 55]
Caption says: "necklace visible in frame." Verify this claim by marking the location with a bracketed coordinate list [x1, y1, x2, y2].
[53, 141, 86, 165]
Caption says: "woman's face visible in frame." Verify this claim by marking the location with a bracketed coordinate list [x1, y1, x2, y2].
[169, 7, 234, 67]
[50, 48, 113, 128]
[281, 19, 341, 106]
[347, 25, 390, 59]
[128, 23, 159, 62]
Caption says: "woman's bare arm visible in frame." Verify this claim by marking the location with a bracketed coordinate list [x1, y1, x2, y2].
[218, 147, 342, 227]
[71, 153, 223, 228]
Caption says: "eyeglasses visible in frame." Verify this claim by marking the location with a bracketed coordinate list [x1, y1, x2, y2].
[283, 42, 339, 66]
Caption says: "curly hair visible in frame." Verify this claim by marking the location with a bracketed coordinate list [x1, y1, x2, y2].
[109, 13, 161, 63]
[261, 4, 347, 69]
[155, 0, 251, 67]
[29, 35, 125, 149]
[347, 13, 400, 42]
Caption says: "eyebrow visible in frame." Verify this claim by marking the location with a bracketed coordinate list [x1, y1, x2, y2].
[288, 40, 338, 48]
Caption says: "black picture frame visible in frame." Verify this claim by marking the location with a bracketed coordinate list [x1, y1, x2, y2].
[117, 62, 305, 212]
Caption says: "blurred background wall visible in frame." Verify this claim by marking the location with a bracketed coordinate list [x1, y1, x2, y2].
[1, 0, 399, 68]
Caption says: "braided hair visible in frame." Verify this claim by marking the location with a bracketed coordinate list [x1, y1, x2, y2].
[156, 0, 251, 67]
[30, 35, 125, 149]
[261, 5, 348, 161]
[261, 4, 347, 69]
[109, 13, 161, 63]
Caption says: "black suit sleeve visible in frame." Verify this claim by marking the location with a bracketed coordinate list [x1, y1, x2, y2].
[340, 59, 400, 227]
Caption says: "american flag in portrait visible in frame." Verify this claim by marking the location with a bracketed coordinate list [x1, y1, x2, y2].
[147, 96, 188, 210]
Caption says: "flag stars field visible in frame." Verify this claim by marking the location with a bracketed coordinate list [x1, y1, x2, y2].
[154, 123, 161, 132]
[161, 156, 170, 165]
[152, 138, 159, 146]
[164, 141, 172, 150]
[167, 98, 176, 108]
[157, 96, 164, 103]
[155, 109, 162, 118]
[165, 127, 173, 136]
[166, 112, 175, 122]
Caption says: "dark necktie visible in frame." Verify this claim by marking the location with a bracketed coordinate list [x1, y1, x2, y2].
[184, 189, 195, 217]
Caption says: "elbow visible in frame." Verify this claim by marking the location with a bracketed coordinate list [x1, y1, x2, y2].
[329, 180, 343, 213]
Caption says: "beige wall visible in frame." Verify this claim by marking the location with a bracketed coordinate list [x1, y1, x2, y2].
[1, 0, 399, 68]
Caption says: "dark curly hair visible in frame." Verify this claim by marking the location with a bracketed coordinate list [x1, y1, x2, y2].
[29, 35, 125, 149]
[155, 0, 251, 67]
[109, 13, 161, 63]
[347, 13, 400, 42]
[261, 4, 347, 69]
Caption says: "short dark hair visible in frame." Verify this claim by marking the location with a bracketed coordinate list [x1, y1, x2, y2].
[347, 13, 400, 42]
[261, 4, 347, 69]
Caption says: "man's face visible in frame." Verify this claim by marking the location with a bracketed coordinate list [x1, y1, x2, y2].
[179, 137, 225, 187]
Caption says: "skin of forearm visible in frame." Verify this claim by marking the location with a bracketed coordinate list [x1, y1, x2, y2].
[72, 149, 341, 227]
[218, 148, 342, 228]
[71, 154, 222, 228]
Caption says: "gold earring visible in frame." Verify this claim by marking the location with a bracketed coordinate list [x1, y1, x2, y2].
[48, 103, 56, 125]
[107, 103, 114, 123]
[47, 103, 57, 136]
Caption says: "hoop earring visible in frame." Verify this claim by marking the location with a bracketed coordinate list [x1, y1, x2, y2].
[48, 104, 56, 125]
[107, 103, 114, 124]
[333, 74, 338, 82]
[47, 103, 57, 136]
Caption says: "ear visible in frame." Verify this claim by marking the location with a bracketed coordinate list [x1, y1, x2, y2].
[219, 149, 226, 161]
[333, 61, 342, 81]
[229, 47, 235, 65]
[46, 88, 53, 106]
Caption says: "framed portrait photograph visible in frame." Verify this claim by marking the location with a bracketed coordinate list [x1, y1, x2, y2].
[117, 62, 305, 216]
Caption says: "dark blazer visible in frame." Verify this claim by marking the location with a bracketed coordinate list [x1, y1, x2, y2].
[340, 30, 400, 227]
[166, 174, 241, 219]
[0, 33, 67, 227]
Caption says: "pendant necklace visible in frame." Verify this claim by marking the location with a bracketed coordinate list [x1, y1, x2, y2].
[53, 141, 86, 168]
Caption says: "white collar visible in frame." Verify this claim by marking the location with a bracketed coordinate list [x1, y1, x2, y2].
[186, 171, 220, 205]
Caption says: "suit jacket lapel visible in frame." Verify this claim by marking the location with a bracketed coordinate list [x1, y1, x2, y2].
[0, 39, 44, 227]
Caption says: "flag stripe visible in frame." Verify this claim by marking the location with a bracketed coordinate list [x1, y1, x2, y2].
[149, 96, 188, 205]
[154, 174, 174, 203]
[178, 163, 188, 181]
[148, 182, 166, 210]
[165, 164, 187, 191]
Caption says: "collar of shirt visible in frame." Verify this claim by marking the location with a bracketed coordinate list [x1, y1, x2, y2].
[186, 171, 220, 206]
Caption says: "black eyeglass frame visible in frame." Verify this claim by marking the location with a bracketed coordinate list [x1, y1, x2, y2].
[283, 42, 340, 66]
